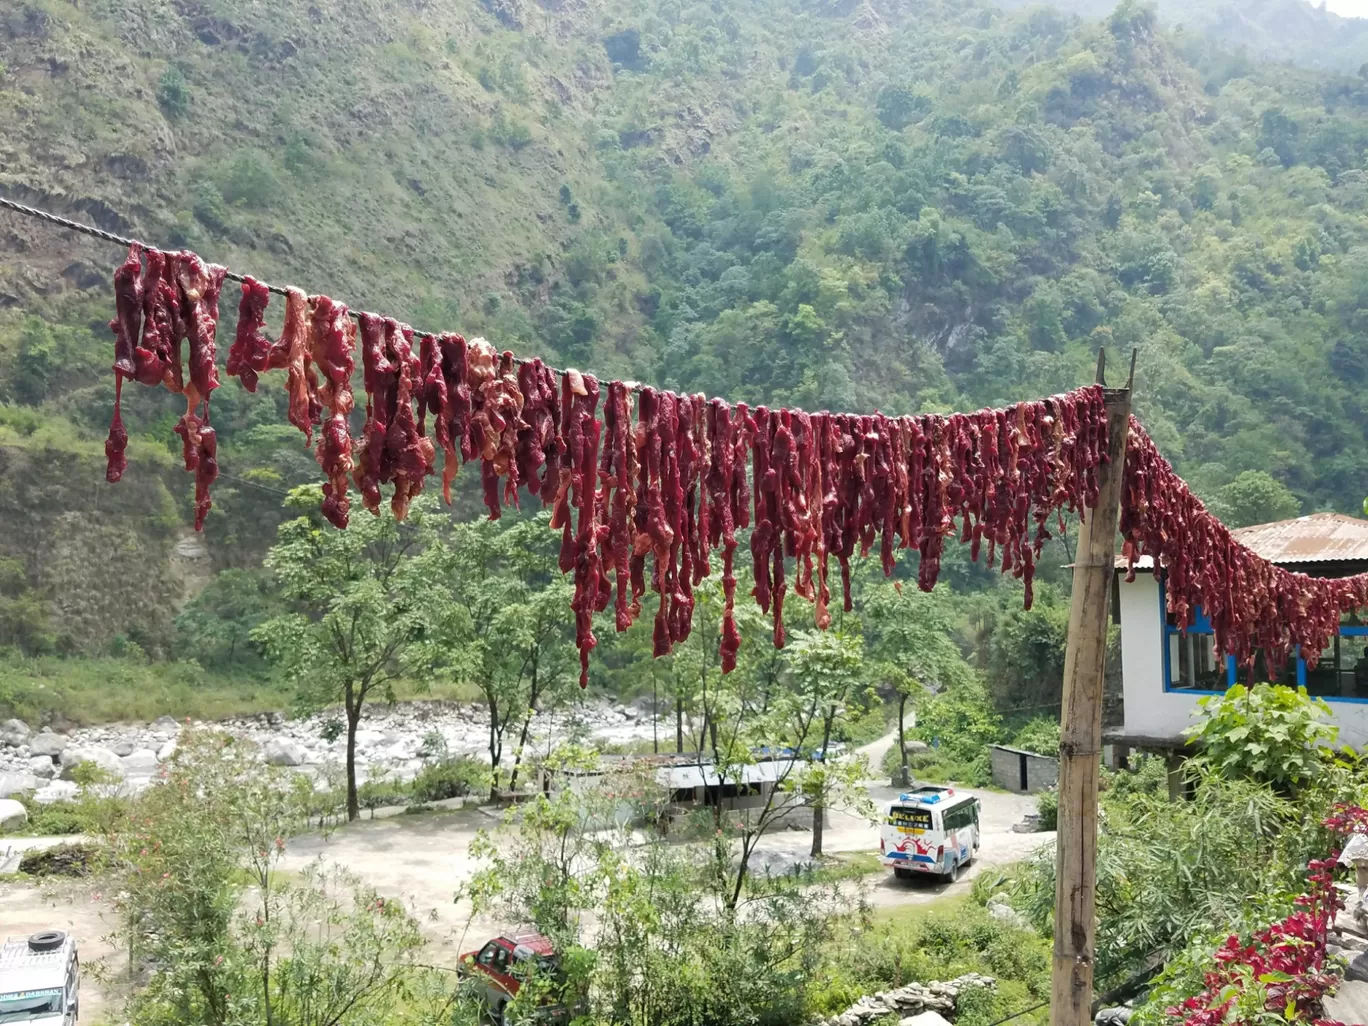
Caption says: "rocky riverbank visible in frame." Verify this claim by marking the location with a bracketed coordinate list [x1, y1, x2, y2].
[0, 696, 663, 802]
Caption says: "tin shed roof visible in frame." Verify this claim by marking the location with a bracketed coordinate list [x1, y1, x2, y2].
[1228, 512, 1368, 564]
[1112, 512, 1368, 570]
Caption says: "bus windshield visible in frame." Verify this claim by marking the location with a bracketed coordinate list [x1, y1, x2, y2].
[0, 989, 64, 1023]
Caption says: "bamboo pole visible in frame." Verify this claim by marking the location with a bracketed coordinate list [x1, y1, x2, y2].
[1050, 350, 1134, 1026]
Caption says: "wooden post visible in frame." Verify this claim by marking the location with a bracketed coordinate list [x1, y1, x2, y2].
[1051, 350, 1133, 1026]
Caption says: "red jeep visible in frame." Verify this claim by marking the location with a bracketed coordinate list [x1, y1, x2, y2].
[458, 933, 577, 1025]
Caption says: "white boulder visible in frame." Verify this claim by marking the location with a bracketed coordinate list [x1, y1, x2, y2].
[264, 738, 308, 766]
[156, 738, 178, 762]
[60, 746, 127, 781]
[1, 718, 31, 746]
[151, 715, 180, 733]
[0, 772, 38, 798]
[0, 798, 27, 831]
[28, 756, 55, 779]
[900, 1014, 951, 1026]
[28, 731, 67, 758]
[122, 749, 159, 774]
[111, 741, 136, 757]
[31, 780, 78, 804]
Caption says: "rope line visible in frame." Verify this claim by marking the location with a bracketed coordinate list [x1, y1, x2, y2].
[0, 195, 620, 388]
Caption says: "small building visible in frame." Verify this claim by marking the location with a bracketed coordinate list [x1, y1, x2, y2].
[1109, 512, 1368, 764]
[988, 744, 1059, 794]
[542, 751, 817, 831]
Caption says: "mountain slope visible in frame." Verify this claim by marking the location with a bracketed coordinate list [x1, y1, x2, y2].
[4, 0, 1368, 648]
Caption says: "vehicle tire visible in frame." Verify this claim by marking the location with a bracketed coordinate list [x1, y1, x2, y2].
[493, 1001, 507, 1026]
[944, 859, 959, 885]
[893, 866, 912, 880]
[28, 931, 66, 952]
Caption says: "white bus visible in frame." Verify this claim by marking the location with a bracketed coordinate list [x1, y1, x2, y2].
[880, 784, 981, 884]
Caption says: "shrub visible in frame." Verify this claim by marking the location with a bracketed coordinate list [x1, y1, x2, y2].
[1035, 787, 1057, 831]
[157, 66, 189, 118]
[409, 757, 489, 803]
[1011, 717, 1060, 756]
[1186, 683, 1336, 788]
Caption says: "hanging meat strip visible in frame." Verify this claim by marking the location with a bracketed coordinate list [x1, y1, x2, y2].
[227, 276, 272, 392]
[599, 381, 636, 632]
[169, 253, 226, 529]
[517, 358, 560, 506]
[353, 312, 394, 515]
[263, 287, 318, 445]
[383, 319, 434, 521]
[309, 296, 356, 529]
[104, 244, 144, 483]
[561, 371, 604, 685]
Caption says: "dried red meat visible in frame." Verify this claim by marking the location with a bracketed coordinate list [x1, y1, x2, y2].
[227, 276, 272, 392]
[309, 296, 356, 528]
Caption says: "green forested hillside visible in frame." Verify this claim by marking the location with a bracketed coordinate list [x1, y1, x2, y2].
[3, 0, 1368, 655]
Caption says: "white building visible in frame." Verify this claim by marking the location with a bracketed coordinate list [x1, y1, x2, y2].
[1109, 512, 1368, 764]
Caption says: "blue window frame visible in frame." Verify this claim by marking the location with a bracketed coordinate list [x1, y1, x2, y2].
[1159, 575, 1368, 702]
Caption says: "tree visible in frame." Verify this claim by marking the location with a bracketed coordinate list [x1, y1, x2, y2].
[253, 488, 469, 821]
[864, 582, 975, 787]
[1209, 470, 1299, 528]
[444, 512, 577, 798]
[784, 628, 869, 857]
[174, 568, 278, 669]
[875, 84, 930, 131]
[101, 730, 428, 1026]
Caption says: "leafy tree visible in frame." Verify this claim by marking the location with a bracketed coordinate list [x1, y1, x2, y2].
[1185, 683, 1337, 789]
[863, 582, 974, 787]
[443, 512, 577, 798]
[253, 488, 470, 821]
[1208, 470, 1300, 528]
[783, 628, 868, 856]
[174, 568, 278, 669]
[875, 84, 930, 130]
[101, 730, 428, 1026]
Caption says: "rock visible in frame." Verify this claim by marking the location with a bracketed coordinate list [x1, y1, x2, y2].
[0, 798, 27, 831]
[906, 740, 929, 754]
[157, 739, 178, 762]
[987, 902, 1026, 927]
[28, 731, 67, 758]
[1095, 1009, 1132, 1026]
[264, 738, 308, 766]
[28, 757, 55, 779]
[31, 780, 78, 804]
[60, 746, 127, 780]
[354, 729, 386, 747]
[151, 714, 180, 733]
[1, 718, 31, 746]
[122, 749, 159, 774]
[0, 772, 38, 798]
[899, 1014, 951, 1026]
[111, 741, 136, 757]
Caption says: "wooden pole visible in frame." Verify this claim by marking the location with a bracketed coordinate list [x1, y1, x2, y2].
[1050, 349, 1133, 1026]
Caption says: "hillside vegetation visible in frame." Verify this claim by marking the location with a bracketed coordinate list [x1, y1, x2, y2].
[2, 0, 1368, 659]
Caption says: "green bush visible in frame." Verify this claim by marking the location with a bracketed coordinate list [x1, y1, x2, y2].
[409, 756, 489, 803]
[1035, 787, 1057, 831]
[1011, 717, 1060, 756]
[157, 66, 189, 118]
[1186, 683, 1336, 788]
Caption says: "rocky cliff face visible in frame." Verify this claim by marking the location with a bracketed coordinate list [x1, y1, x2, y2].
[0, 442, 198, 650]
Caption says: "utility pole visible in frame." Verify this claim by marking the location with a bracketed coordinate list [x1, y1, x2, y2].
[1051, 349, 1134, 1026]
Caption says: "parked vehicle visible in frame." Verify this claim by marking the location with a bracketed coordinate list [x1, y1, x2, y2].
[458, 933, 580, 1025]
[879, 785, 981, 884]
[0, 931, 79, 1025]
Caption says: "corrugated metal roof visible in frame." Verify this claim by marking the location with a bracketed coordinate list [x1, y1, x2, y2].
[1229, 512, 1368, 564]
[1111, 512, 1368, 570]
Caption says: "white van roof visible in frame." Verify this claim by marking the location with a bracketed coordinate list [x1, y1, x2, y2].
[893, 785, 977, 809]
[0, 936, 74, 995]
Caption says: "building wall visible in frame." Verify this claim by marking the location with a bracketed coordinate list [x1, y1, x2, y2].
[988, 746, 1059, 793]
[1117, 573, 1368, 747]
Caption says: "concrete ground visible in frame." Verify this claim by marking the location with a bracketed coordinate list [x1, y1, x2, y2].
[1, 732, 1054, 1020]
